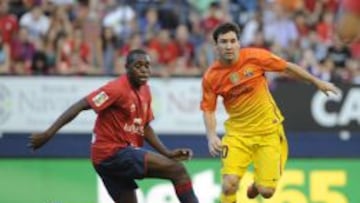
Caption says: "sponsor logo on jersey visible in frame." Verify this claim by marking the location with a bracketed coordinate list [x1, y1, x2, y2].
[92, 91, 109, 107]
[229, 72, 240, 84]
[244, 68, 254, 78]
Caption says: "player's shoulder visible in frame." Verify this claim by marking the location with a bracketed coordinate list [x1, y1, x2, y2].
[109, 75, 124, 85]
[102, 75, 127, 90]
[203, 61, 222, 80]
[240, 47, 271, 58]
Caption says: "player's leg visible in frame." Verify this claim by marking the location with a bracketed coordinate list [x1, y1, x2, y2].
[221, 134, 253, 203]
[221, 174, 240, 203]
[252, 125, 288, 199]
[116, 190, 137, 203]
[94, 165, 139, 203]
[145, 150, 198, 203]
[246, 182, 259, 199]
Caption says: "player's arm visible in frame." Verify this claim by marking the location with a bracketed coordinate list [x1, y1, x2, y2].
[203, 111, 222, 156]
[201, 76, 222, 156]
[28, 98, 91, 150]
[144, 124, 192, 161]
[285, 62, 340, 95]
[144, 124, 171, 156]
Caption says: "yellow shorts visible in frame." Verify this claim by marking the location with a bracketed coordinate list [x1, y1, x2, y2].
[221, 125, 288, 188]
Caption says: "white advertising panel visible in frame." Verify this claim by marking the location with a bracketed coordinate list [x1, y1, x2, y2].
[0, 77, 226, 134]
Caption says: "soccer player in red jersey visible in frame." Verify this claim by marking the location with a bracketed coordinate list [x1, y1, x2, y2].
[28, 49, 199, 203]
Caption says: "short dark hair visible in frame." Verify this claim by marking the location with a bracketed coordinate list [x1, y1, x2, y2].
[212, 22, 240, 43]
[126, 49, 148, 66]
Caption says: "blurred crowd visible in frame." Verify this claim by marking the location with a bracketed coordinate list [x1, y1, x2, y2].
[0, 0, 359, 84]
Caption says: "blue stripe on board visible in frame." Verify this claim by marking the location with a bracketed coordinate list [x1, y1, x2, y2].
[1, 132, 360, 158]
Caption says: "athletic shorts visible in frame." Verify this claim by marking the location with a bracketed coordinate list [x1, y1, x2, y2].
[94, 147, 148, 200]
[221, 125, 288, 188]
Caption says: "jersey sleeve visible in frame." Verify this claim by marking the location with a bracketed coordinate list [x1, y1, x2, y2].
[86, 80, 120, 113]
[200, 76, 217, 112]
[252, 49, 288, 72]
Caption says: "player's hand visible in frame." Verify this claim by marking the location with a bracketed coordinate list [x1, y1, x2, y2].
[28, 132, 52, 150]
[315, 80, 340, 96]
[167, 148, 193, 161]
[208, 135, 222, 157]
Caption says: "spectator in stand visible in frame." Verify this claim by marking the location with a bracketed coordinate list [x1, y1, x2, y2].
[317, 56, 336, 82]
[79, 3, 103, 74]
[138, 7, 161, 43]
[0, 33, 10, 74]
[326, 37, 352, 69]
[200, 1, 224, 34]
[173, 24, 199, 76]
[248, 30, 269, 50]
[300, 49, 320, 74]
[299, 28, 328, 61]
[47, 5, 73, 46]
[263, 3, 299, 50]
[96, 26, 119, 76]
[117, 33, 144, 76]
[324, 0, 340, 13]
[186, 9, 205, 49]
[0, 1, 19, 44]
[188, 0, 215, 15]
[102, 2, 136, 43]
[157, 2, 180, 30]
[10, 27, 36, 75]
[196, 32, 216, 73]
[325, 39, 352, 83]
[241, 10, 263, 47]
[57, 27, 93, 75]
[43, 37, 57, 72]
[147, 29, 178, 77]
[294, 11, 310, 39]
[31, 37, 50, 75]
[19, 5, 50, 41]
[316, 11, 335, 46]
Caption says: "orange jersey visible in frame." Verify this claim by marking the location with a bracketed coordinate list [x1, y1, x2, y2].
[201, 48, 287, 135]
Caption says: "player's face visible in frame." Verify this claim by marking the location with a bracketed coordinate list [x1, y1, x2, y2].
[216, 31, 240, 64]
[128, 54, 151, 87]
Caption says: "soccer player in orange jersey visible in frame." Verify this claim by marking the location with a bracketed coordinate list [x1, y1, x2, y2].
[200, 23, 339, 203]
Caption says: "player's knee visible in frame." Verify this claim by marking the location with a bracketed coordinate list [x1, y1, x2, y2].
[222, 176, 239, 195]
[258, 186, 275, 199]
[172, 162, 186, 174]
[170, 162, 189, 180]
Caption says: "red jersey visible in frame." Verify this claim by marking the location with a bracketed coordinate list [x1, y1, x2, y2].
[0, 14, 18, 43]
[86, 75, 154, 164]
